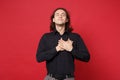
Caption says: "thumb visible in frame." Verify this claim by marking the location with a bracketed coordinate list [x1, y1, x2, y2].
[68, 38, 71, 41]
[59, 38, 62, 41]
[68, 38, 73, 43]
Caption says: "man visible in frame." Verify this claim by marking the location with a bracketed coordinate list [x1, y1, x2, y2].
[36, 8, 90, 80]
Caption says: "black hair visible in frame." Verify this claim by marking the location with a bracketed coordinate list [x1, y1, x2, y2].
[50, 8, 73, 32]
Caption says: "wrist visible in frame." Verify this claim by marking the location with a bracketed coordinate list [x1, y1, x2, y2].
[68, 47, 73, 52]
[56, 46, 60, 52]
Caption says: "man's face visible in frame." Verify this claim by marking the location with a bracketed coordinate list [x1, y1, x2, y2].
[53, 9, 68, 26]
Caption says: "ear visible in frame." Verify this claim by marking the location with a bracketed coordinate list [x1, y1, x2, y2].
[66, 19, 68, 22]
[53, 18, 55, 22]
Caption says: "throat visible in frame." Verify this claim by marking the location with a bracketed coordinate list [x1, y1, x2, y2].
[56, 25, 65, 35]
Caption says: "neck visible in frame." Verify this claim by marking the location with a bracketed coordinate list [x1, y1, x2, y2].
[55, 25, 65, 35]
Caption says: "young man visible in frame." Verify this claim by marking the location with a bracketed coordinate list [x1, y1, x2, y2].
[36, 8, 90, 80]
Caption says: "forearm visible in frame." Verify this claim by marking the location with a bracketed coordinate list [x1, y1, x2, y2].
[71, 48, 90, 62]
[36, 47, 57, 62]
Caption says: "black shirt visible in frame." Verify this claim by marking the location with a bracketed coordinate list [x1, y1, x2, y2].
[36, 31, 90, 75]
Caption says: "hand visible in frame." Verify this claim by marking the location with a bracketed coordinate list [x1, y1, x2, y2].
[56, 38, 65, 52]
[66, 38, 73, 51]
[57, 38, 73, 52]
[56, 43, 65, 52]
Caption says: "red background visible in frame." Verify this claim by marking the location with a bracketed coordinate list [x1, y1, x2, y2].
[0, 0, 120, 80]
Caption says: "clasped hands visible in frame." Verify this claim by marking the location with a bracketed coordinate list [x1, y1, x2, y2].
[56, 38, 73, 52]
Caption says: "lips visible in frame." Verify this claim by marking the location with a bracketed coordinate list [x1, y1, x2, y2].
[58, 19, 63, 21]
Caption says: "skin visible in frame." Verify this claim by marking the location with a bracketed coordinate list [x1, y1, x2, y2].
[53, 9, 73, 52]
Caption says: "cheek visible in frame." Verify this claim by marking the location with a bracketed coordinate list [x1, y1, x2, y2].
[63, 17, 67, 20]
[53, 18, 57, 22]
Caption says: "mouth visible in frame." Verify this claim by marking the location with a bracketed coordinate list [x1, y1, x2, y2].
[58, 19, 63, 21]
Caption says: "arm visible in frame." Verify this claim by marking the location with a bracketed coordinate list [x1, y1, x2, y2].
[71, 34, 90, 62]
[36, 34, 57, 62]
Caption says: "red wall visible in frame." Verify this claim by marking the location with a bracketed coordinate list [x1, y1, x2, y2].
[0, 0, 120, 80]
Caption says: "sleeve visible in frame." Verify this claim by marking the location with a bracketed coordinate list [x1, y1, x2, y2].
[36, 34, 57, 62]
[71, 34, 90, 62]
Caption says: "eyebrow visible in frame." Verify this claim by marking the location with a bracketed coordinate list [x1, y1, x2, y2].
[55, 12, 66, 15]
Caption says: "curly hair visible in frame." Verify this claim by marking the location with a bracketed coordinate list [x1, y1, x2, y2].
[50, 8, 73, 32]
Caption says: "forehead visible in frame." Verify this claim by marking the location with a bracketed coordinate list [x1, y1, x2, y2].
[54, 9, 66, 14]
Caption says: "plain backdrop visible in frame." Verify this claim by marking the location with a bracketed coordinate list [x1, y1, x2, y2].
[0, 0, 120, 80]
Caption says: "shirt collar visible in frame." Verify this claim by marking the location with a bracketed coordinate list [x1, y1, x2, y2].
[53, 29, 69, 35]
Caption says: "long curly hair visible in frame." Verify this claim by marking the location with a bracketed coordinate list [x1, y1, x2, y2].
[50, 8, 73, 32]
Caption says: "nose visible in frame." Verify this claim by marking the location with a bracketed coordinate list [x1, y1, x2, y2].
[59, 15, 62, 18]
[59, 15, 63, 18]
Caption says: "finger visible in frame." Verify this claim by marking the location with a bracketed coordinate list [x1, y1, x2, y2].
[58, 41, 64, 46]
[59, 44, 64, 49]
[68, 38, 73, 43]
[68, 38, 70, 41]
[68, 38, 73, 41]
[58, 38, 62, 41]
[58, 40, 63, 44]
[59, 40, 65, 44]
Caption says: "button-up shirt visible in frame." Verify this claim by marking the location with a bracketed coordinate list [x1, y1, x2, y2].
[36, 31, 90, 75]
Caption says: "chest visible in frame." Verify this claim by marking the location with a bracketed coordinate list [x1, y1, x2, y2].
[45, 34, 76, 49]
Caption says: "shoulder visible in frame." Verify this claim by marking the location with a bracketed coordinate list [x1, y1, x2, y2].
[70, 32, 82, 38]
[69, 32, 85, 43]
[41, 32, 54, 38]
